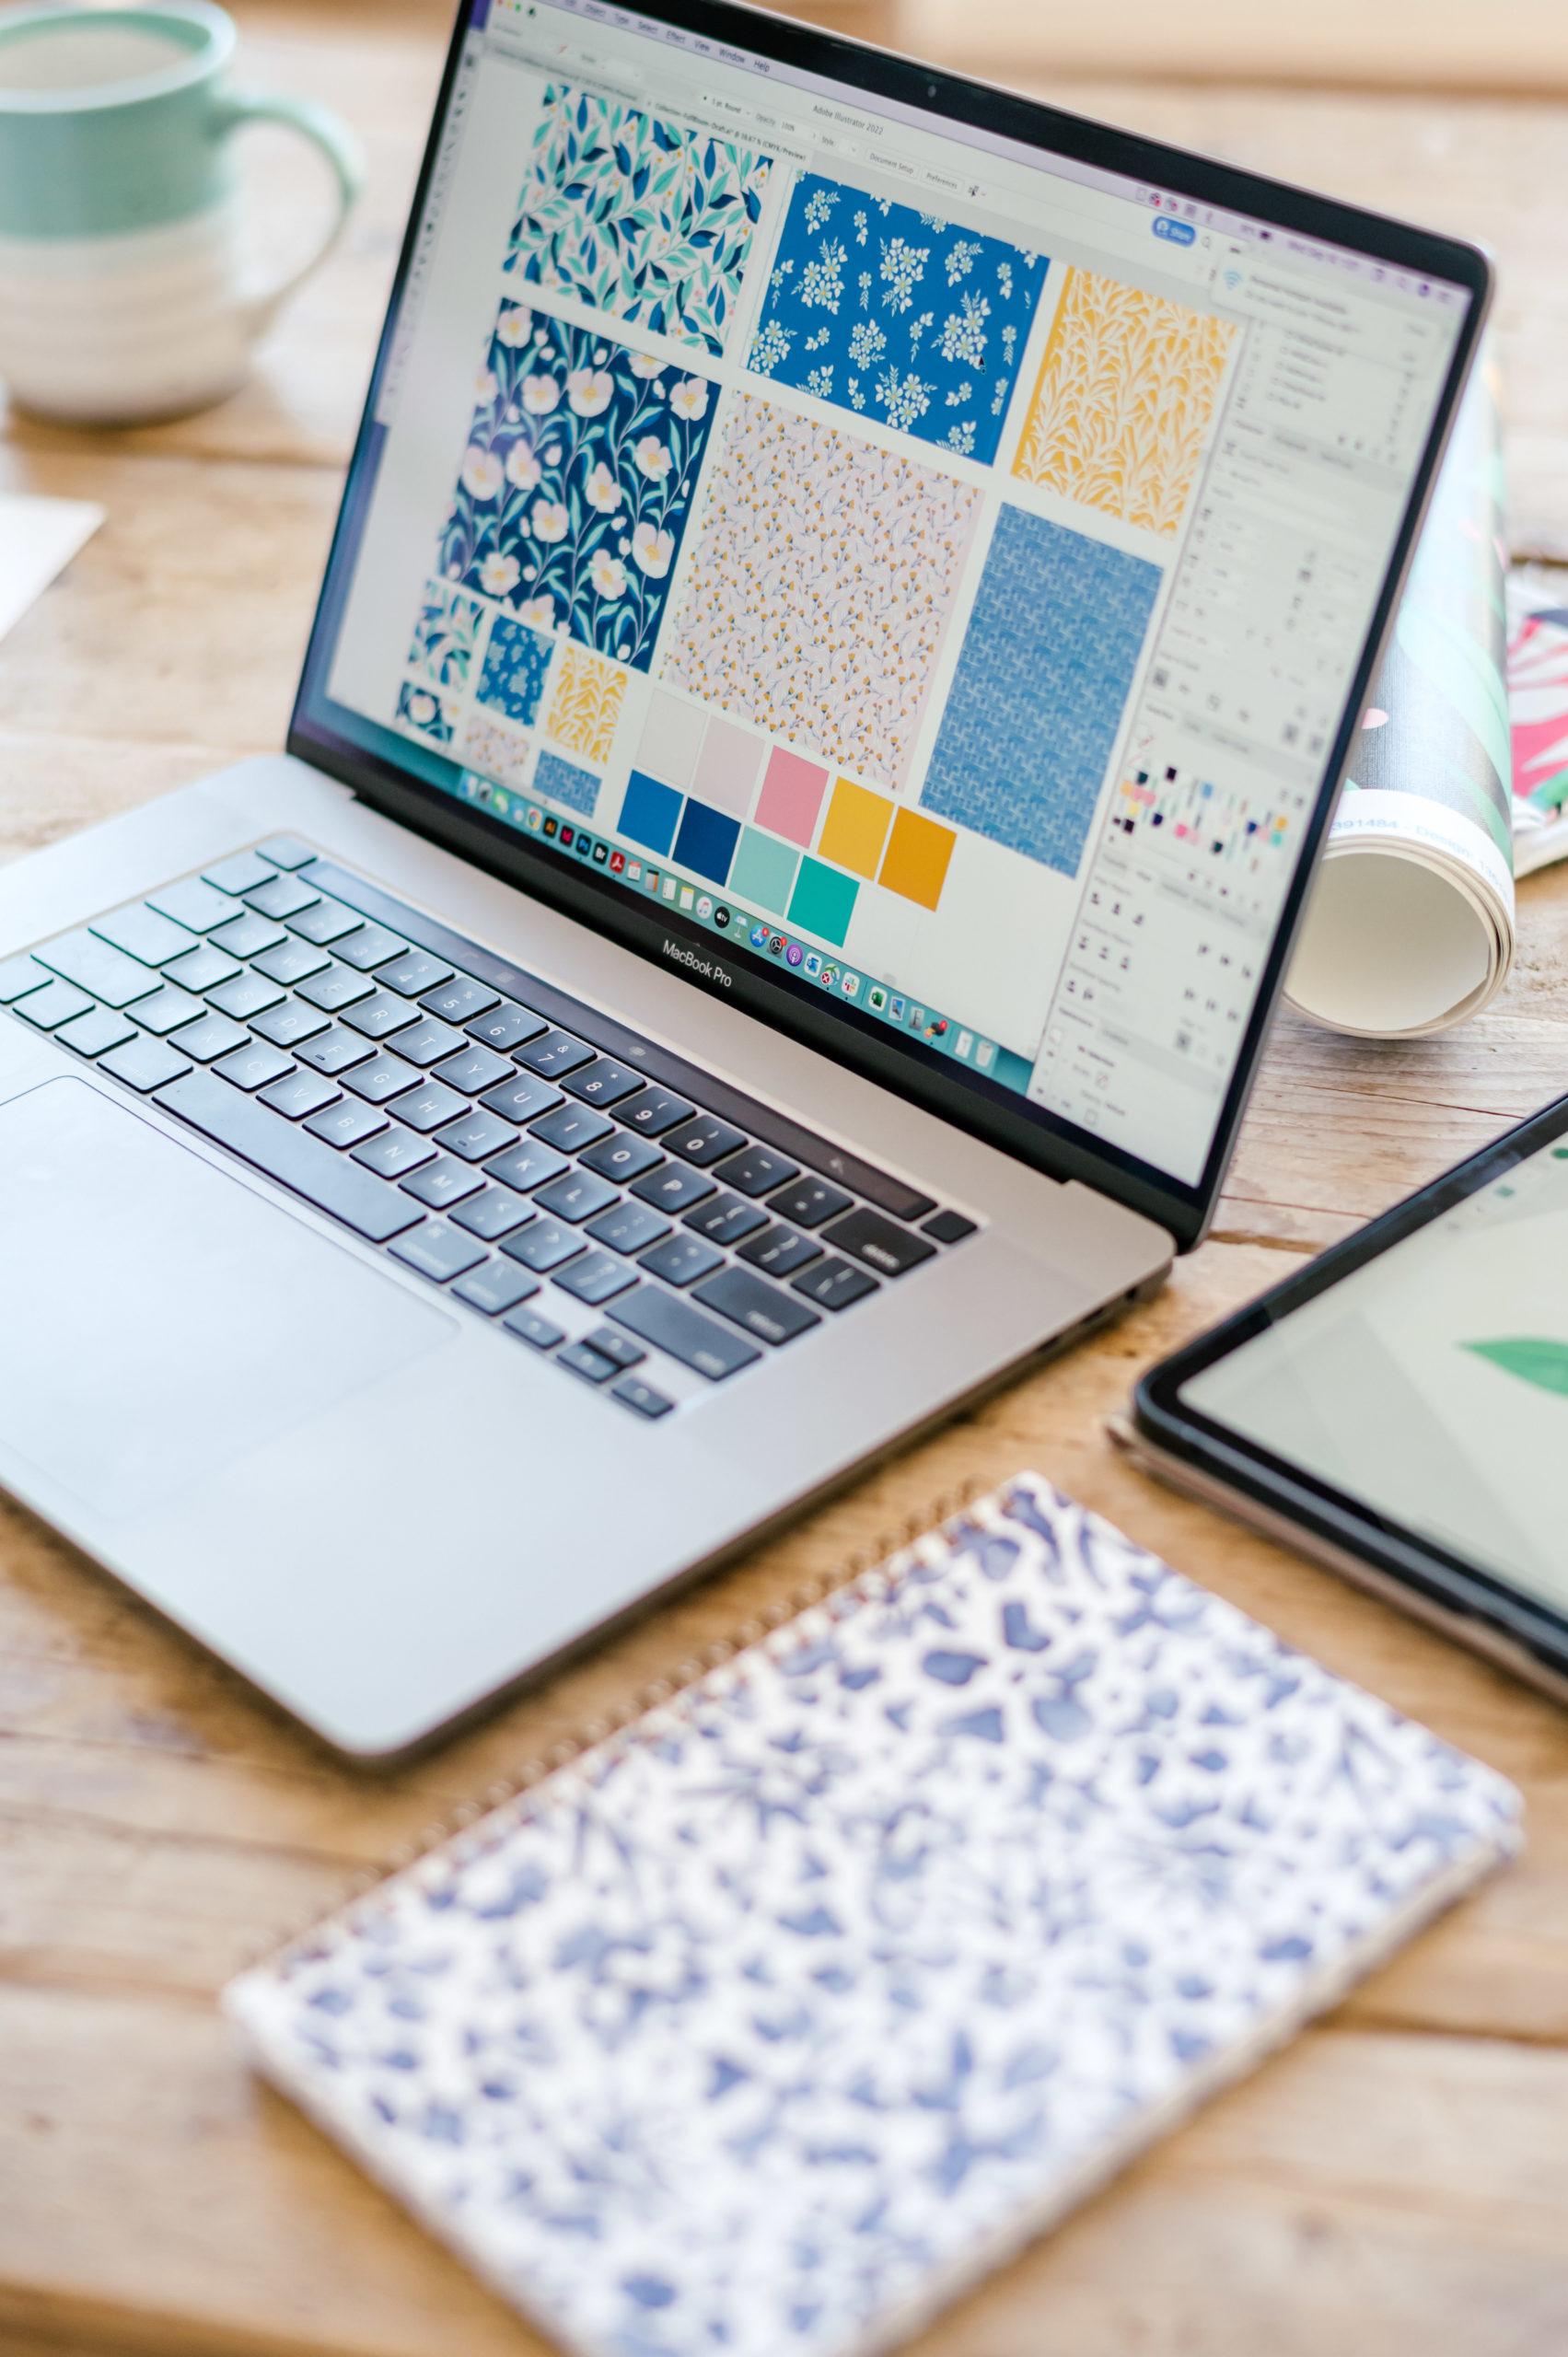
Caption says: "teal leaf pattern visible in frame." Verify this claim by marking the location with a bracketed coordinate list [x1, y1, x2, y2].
[1462, 1337, 1568, 1396]
[505, 84, 771, 356]
[408, 580, 484, 691]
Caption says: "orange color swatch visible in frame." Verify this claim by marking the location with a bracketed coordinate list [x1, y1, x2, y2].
[877, 807, 956, 911]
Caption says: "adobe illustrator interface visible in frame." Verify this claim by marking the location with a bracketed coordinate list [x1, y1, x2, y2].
[320, 0, 1467, 1185]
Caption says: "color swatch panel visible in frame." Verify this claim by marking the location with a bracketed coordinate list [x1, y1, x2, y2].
[673, 798, 741, 885]
[818, 779, 893, 879]
[755, 749, 829, 846]
[620, 769, 682, 855]
[692, 716, 765, 818]
[638, 690, 705, 788]
[729, 827, 799, 914]
[787, 857, 858, 947]
[878, 807, 956, 911]
[922, 505, 1161, 877]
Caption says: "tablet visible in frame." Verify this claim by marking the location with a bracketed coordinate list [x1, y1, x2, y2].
[1127, 1094, 1568, 1701]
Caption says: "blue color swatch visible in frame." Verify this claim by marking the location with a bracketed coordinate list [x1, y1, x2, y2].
[922, 505, 1162, 877]
[619, 769, 682, 855]
[673, 798, 741, 886]
[749, 174, 1048, 466]
[534, 749, 599, 818]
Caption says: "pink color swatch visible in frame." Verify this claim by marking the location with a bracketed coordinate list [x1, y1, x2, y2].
[755, 748, 828, 847]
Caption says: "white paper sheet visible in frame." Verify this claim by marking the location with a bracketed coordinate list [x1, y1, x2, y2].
[0, 493, 103, 644]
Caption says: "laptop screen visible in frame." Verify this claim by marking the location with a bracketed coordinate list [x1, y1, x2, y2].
[292, 0, 1472, 1204]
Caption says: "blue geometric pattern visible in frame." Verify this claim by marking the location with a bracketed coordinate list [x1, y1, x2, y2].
[749, 175, 1048, 465]
[923, 505, 1161, 876]
[533, 749, 598, 818]
[227, 1473, 1520, 2357]
[476, 613, 552, 726]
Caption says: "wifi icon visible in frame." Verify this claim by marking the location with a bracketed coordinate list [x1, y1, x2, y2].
[1223, 268, 1243, 291]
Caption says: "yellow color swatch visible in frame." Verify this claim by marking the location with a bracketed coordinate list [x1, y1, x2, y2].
[1013, 267, 1236, 538]
[878, 807, 956, 911]
[546, 645, 627, 763]
[818, 778, 893, 878]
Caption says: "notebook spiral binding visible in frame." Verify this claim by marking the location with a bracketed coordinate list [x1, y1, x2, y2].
[242, 1475, 983, 1971]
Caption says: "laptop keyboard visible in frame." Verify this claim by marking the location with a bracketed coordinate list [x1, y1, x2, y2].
[0, 837, 980, 1421]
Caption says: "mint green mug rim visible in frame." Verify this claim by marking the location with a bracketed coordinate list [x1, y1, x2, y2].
[0, 0, 234, 115]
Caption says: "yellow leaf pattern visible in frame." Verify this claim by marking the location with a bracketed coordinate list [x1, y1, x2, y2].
[546, 646, 627, 764]
[1013, 269, 1236, 537]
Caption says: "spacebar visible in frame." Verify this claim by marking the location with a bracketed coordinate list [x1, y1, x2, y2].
[153, 1070, 424, 1244]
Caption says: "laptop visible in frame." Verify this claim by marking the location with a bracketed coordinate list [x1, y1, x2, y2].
[0, 0, 1486, 1759]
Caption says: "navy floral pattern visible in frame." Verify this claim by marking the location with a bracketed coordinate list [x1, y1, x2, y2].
[227, 1475, 1518, 2357]
[750, 177, 1049, 464]
[394, 679, 454, 746]
[407, 581, 484, 690]
[436, 301, 719, 674]
[476, 612, 552, 726]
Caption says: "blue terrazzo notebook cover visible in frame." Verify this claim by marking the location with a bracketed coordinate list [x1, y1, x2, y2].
[226, 1474, 1520, 2357]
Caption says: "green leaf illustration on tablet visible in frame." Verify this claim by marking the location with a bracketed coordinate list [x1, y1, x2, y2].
[1462, 1338, 1568, 1395]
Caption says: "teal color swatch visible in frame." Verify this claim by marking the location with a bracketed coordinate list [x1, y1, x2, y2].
[787, 857, 858, 947]
[729, 827, 799, 916]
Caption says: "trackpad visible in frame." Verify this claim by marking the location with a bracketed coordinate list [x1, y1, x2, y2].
[0, 1077, 452, 1524]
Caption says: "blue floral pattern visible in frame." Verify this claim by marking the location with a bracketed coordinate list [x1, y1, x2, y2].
[506, 85, 771, 357]
[226, 1475, 1518, 2357]
[750, 178, 1049, 465]
[407, 581, 484, 690]
[476, 612, 552, 726]
[436, 302, 719, 675]
[394, 679, 454, 746]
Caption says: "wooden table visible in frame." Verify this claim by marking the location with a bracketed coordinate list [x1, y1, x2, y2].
[3, 9, 1567, 2351]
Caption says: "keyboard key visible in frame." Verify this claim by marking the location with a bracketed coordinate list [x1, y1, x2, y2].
[168, 1012, 250, 1063]
[923, 1208, 978, 1245]
[585, 1199, 669, 1256]
[639, 1233, 724, 1288]
[0, 954, 50, 1002]
[251, 999, 331, 1049]
[16, 978, 95, 1029]
[559, 1340, 620, 1385]
[448, 1185, 533, 1241]
[534, 1168, 618, 1224]
[209, 912, 285, 959]
[55, 1005, 136, 1057]
[342, 1050, 420, 1103]
[258, 1069, 342, 1120]
[244, 874, 319, 921]
[531, 1101, 612, 1153]
[205, 971, 285, 1021]
[35, 929, 161, 1007]
[580, 1130, 663, 1183]
[610, 1375, 673, 1421]
[452, 1259, 540, 1315]
[165, 944, 242, 993]
[389, 1220, 488, 1283]
[791, 1257, 879, 1311]
[286, 897, 363, 946]
[390, 1015, 466, 1067]
[501, 1217, 584, 1274]
[100, 1037, 193, 1092]
[610, 1285, 761, 1381]
[401, 1155, 485, 1211]
[203, 850, 277, 896]
[615, 1085, 694, 1136]
[714, 1144, 799, 1198]
[583, 1327, 645, 1371]
[693, 1265, 821, 1346]
[255, 834, 315, 869]
[302, 1097, 386, 1149]
[213, 1040, 296, 1092]
[90, 902, 196, 966]
[377, 949, 453, 997]
[480, 1071, 563, 1125]
[554, 1251, 636, 1306]
[130, 982, 203, 1035]
[563, 1055, 644, 1107]
[343, 990, 418, 1040]
[663, 1113, 748, 1167]
[420, 974, 500, 1023]
[466, 999, 546, 1051]
[334, 923, 409, 971]
[297, 964, 375, 1013]
[146, 877, 242, 935]
[683, 1192, 768, 1247]
[156, 1070, 426, 1243]
[296, 1026, 375, 1076]
[431, 1042, 513, 1096]
[435, 1108, 517, 1163]
[821, 1206, 937, 1278]
[483, 1137, 569, 1194]
[502, 1303, 564, 1351]
[388, 1077, 470, 1133]
[769, 1177, 853, 1229]
[351, 1126, 436, 1179]
[630, 1162, 714, 1215]
[252, 937, 330, 986]
[517, 1026, 594, 1078]
[738, 1223, 822, 1279]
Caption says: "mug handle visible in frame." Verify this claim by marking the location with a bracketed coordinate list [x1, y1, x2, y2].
[213, 88, 366, 332]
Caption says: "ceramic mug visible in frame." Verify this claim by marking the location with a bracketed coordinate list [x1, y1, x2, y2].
[0, 0, 363, 423]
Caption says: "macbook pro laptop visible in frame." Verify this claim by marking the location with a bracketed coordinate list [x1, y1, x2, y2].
[0, 0, 1486, 1758]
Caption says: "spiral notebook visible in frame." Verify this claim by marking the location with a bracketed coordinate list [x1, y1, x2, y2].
[225, 1474, 1521, 2357]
